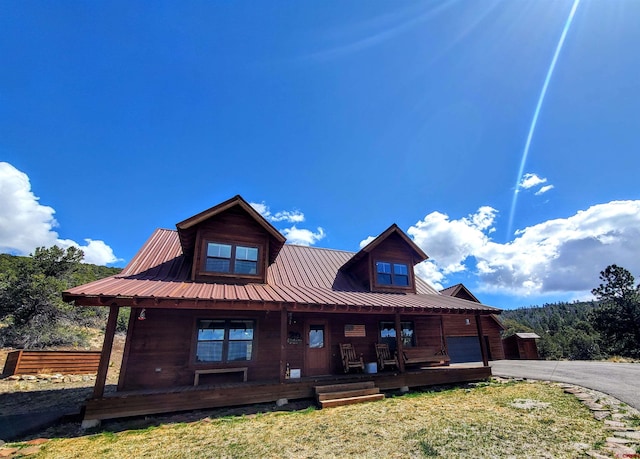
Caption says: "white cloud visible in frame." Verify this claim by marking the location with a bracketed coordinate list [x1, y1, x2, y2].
[359, 236, 376, 249]
[250, 201, 305, 223]
[519, 172, 554, 197]
[519, 173, 547, 190]
[282, 226, 326, 246]
[535, 184, 555, 195]
[251, 201, 327, 246]
[0, 162, 121, 265]
[407, 200, 640, 298]
[407, 207, 497, 275]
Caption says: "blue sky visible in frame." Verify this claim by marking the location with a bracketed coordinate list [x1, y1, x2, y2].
[1, 0, 639, 309]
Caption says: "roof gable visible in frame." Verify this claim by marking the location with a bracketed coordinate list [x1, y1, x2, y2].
[340, 224, 428, 272]
[176, 195, 286, 264]
[440, 283, 480, 303]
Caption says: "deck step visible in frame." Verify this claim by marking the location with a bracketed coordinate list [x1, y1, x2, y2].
[319, 393, 385, 408]
[314, 381, 383, 408]
[317, 387, 380, 402]
[314, 381, 375, 394]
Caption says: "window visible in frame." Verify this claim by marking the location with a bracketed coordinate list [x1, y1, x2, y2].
[205, 242, 259, 275]
[196, 319, 254, 363]
[379, 321, 415, 351]
[376, 261, 409, 286]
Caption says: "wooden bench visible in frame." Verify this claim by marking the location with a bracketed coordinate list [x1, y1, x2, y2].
[2, 350, 101, 376]
[402, 347, 450, 367]
[194, 367, 248, 386]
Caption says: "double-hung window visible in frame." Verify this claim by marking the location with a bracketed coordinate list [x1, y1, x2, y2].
[196, 319, 255, 363]
[376, 261, 409, 287]
[205, 242, 259, 275]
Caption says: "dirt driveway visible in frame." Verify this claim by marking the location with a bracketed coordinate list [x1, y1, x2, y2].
[491, 360, 640, 410]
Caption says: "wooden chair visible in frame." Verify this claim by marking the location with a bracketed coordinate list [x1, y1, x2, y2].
[339, 343, 364, 373]
[375, 343, 399, 371]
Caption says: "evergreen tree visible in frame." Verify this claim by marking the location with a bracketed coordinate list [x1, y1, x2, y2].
[590, 264, 640, 358]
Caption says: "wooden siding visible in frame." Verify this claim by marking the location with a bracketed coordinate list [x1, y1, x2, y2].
[119, 308, 281, 390]
[1, 350, 101, 376]
[192, 206, 271, 284]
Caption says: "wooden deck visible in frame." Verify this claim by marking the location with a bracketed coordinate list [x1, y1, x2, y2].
[83, 365, 491, 422]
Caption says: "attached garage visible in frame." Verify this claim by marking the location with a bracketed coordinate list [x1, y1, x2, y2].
[446, 336, 483, 363]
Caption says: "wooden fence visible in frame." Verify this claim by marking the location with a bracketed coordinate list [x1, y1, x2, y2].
[2, 350, 101, 376]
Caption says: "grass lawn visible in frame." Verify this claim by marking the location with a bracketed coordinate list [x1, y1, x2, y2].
[17, 381, 609, 458]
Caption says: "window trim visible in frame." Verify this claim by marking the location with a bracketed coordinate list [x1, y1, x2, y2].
[198, 239, 263, 280]
[379, 320, 416, 349]
[194, 318, 256, 364]
[373, 259, 412, 289]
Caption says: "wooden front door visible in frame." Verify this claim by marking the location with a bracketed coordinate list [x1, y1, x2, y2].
[304, 320, 330, 376]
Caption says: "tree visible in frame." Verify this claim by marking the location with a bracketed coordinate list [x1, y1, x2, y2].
[590, 264, 640, 358]
[0, 246, 88, 348]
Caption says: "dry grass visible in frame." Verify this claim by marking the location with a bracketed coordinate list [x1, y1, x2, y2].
[27, 381, 607, 458]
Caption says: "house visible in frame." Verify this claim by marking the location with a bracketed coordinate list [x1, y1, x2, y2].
[440, 283, 506, 362]
[63, 195, 504, 425]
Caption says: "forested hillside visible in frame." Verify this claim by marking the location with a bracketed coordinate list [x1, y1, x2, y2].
[501, 301, 601, 360]
[0, 247, 124, 349]
[501, 265, 640, 360]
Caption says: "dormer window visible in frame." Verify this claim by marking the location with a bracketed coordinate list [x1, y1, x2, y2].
[205, 242, 259, 275]
[376, 261, 409, 286]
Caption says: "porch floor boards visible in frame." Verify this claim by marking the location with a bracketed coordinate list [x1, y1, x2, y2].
[84, 365, 491, 422]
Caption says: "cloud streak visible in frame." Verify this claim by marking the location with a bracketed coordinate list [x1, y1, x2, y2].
[0, 162, 121, 265]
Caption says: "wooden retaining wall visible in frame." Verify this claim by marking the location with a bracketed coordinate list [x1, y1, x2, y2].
[1, 350, 101, 376]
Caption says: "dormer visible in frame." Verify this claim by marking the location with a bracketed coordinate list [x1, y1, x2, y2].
[340, 224, 428, 293]
[176, 195, 286, 284]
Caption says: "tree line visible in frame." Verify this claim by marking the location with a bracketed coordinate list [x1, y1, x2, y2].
[501, 264, 640, 360]
[0, 246, 124, 348]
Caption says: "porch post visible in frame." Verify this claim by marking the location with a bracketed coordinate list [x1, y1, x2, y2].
[279, 306, 287, 383]
[395, 311, 405, 373]
[93, 303, 119, 398]
[475, 313, 489, 367]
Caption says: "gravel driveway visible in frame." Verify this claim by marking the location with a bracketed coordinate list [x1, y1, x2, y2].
[491, 360, 640, 410]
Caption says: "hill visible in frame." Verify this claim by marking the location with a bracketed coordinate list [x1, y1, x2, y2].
[500, 301, 602, 360]
[0, 248, 125, 349]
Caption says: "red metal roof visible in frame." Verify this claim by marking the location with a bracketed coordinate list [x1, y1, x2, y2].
[64, 228, 500, 314]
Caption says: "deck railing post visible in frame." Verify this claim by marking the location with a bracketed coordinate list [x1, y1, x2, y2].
[93, 304, 119, 398]
[280, 306, 287, 383]
[475, 314, 489, 367]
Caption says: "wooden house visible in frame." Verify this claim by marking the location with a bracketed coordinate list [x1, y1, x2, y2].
[64, 195, 504, 425]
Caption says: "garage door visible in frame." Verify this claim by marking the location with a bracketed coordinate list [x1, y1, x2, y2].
[446, 336, 482, 363]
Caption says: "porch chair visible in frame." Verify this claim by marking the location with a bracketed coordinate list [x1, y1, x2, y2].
[339, 343, 365, 373]
[375, 343, 399, 371]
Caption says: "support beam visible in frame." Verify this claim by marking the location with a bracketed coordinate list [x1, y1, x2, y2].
[395, 312, 405, 373]
[475, 314, 489, 367]
[93, 304, 119, 398]
[279, 307, 288, 383]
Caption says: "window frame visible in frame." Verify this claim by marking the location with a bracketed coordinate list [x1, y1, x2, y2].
[200, 240, 263, 280]
[374, 259, 412, 289]
[379, 320, 416, 350]
[194, 318, 256, 364]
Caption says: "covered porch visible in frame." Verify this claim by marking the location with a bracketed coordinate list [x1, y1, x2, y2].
[83, 363, 491, 423]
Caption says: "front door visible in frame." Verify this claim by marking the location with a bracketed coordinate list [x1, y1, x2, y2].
[305, 320, 330, 376]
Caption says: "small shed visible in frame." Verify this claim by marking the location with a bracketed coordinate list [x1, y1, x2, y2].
[502, 333, 540, 360]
